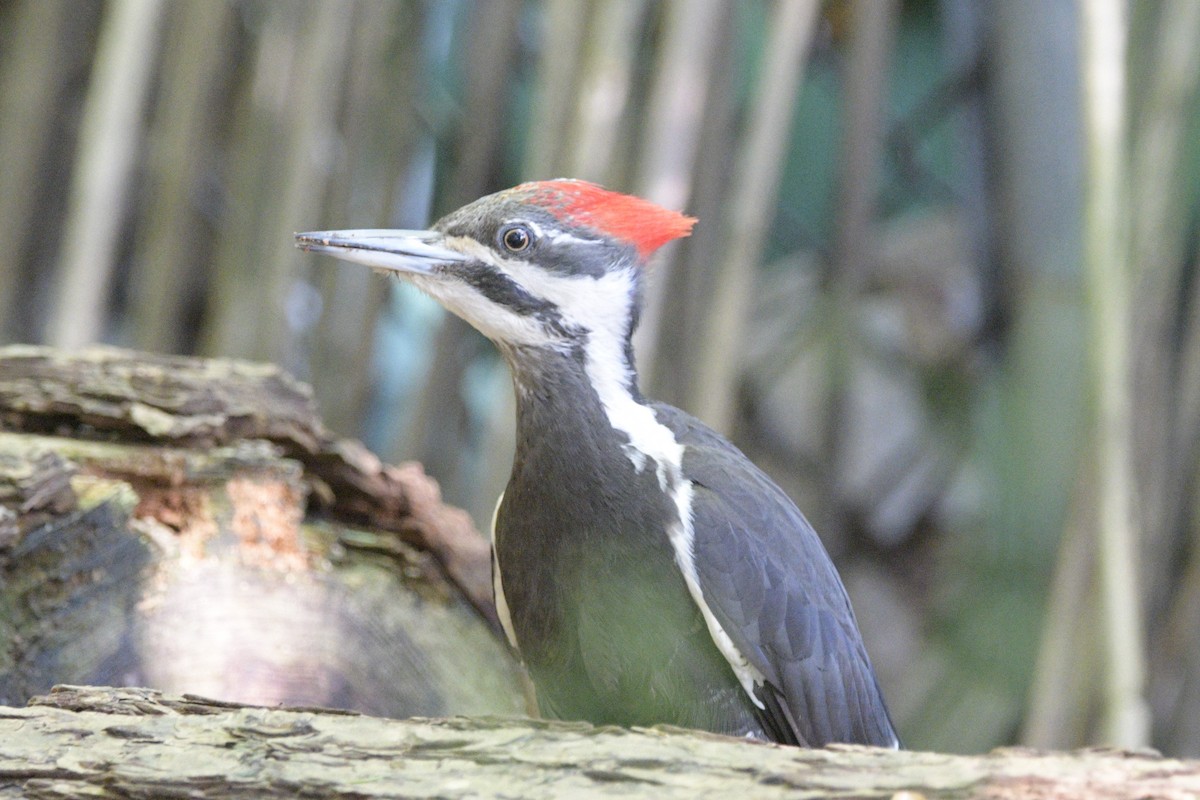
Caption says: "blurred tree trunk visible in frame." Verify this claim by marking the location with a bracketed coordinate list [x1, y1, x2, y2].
[201, 2, 353, 367]
[921, 0, 1089, 755]
[308, 2, 424, 437]
[691, 0, 820, 433]
[646, 1, 739, 412]
[823, 0, 900, 539]
[0, 0, 78, 343]
[1130, 1, 1200, 615]
[562, 0, 647, 184]
[46, 0, 166, 349]
[524, 0, 592, 181]
[940, 0, 998, 336]
[632, 0, 725, 387]
[1125, 0, 1200, 755]
[1028, 0, 1200, 755]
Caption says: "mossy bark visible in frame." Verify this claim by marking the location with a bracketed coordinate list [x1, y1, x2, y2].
[0, 345, 522, 719]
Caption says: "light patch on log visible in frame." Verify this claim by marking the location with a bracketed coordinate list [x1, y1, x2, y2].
[226, 474, 308, 572]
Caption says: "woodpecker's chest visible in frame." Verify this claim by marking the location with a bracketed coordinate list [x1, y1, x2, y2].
[491, 355, 692, 660]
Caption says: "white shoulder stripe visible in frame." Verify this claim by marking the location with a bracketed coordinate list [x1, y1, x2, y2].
[491, 492, 520, 651]
[667, 479, 768, 709]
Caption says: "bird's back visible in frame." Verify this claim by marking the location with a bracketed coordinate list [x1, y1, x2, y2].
[652, 401, 899, 747]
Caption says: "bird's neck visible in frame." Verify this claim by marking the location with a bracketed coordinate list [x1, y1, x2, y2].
[505, 326, 639, 431]
[503, 326, 683, 492]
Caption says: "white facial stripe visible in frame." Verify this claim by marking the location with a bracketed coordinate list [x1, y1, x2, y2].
[513, 219, 605, 250]
[501, 261, 682, 488]
[544, 230, 605, 248]
[407, 236, 560, 348]
[409, 271, 553, 347]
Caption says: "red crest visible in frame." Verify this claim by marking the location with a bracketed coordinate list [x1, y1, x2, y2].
[514, 179, 696, 260]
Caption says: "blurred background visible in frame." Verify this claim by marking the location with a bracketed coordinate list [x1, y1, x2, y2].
[1, 0, 1199, 756]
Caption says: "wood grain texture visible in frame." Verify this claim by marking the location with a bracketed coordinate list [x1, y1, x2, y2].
[1, 686, 1198, 799]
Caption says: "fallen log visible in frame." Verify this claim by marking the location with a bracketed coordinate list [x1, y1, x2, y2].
[0, 345, 522, 719]
[0, 344, 494, 616]
[6, 347, 1199, 798]
[2, 685, 1199, 799]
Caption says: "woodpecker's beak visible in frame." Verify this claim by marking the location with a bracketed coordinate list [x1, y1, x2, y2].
[295, 229, 467, 275]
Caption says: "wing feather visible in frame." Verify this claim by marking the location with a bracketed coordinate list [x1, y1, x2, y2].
[654, 404, 899, 747]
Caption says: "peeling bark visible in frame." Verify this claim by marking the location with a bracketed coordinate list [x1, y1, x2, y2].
[0, 344, 493, 619]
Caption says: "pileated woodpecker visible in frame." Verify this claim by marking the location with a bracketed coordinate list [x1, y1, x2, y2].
[297, 179, 898, 747]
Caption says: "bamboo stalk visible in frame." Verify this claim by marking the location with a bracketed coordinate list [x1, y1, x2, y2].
[0, 0, 76, 342]
[645, 2, 738, 407]
[307, 1, 409, 436]
[564, 0, 646, 183]
[47, 0, 166, 348]
[820, 0, 900, 520]
[201, 2, 353, 364]
[690, 0, 821, 432]
[1128, 0, 1200, 623]
[1022, 464, 1099, 747]
[129, 0, 233, 354]
[1078, 0, 1149, 748]
[630, 0, 724, 384]
[524, 0, 591, 179]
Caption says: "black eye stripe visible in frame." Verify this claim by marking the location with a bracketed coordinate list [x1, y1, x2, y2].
[457, 262, 563, 325]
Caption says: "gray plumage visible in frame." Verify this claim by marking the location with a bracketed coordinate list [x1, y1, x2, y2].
[658, 404, 897, 746]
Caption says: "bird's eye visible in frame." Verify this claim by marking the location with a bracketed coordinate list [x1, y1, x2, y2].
[500, 225, 533, 253]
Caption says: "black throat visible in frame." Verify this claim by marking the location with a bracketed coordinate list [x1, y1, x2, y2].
[503, 340, 642, 477]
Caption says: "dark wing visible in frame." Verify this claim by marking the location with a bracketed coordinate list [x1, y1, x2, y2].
[653, 403, 899, 748]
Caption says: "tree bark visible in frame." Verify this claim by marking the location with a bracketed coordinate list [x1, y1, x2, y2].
[0, 345, 520, 719]
[1, 685, 1198, 799]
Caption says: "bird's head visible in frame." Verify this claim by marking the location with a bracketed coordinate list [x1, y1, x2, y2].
[297, 180, 695, 354]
